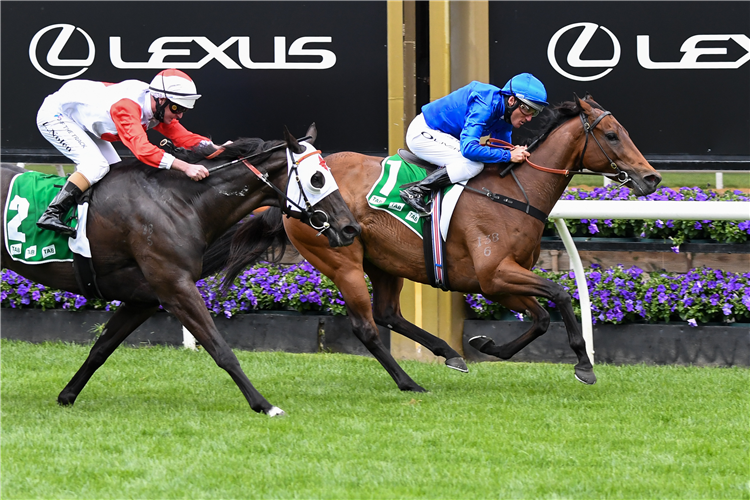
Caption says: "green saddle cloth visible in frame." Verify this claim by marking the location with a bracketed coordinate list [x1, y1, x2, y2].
[366, 154, 457, 238]
[4, 171, 77, 264]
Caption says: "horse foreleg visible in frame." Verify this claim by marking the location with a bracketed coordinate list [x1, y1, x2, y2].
[365, 263, 467, 373]
[161, 284, 284, 416]
[337, 269, 427, 392]
[473, 263, 596, 385]
[284, 228, 427, 393]
[58, 303, 158, 406]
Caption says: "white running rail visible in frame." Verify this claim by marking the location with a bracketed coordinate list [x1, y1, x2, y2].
[548, 200, 750, 364]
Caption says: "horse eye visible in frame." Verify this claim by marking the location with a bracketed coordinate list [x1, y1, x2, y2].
[605, 132, 619, 142]
[310, 171, 325, 189]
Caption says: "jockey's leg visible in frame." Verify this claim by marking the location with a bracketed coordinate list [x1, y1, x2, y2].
[399, 167, 451, 215]
[36, 108, 116, 236]
[401, 113, 482, 215]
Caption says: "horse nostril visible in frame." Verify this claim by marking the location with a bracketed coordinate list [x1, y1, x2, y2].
[343, 224, 361, 237]
[646, 174, 662, 186]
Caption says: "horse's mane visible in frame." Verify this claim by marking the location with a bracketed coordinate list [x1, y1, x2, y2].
[524, 98, 603, 153]
[170, 137, 285, 164]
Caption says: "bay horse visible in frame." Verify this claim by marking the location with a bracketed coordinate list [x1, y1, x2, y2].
[1, 124, 361, 417]
[218, 95, 662, 392]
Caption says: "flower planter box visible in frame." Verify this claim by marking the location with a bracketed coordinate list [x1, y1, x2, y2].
[0, 309, 389, 356]
[463, 319, 750, 367]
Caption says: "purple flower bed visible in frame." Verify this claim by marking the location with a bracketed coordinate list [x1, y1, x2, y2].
[466, 265, 750, 327]
[550, 186, 750, 250]
[2, 261, 363, 318]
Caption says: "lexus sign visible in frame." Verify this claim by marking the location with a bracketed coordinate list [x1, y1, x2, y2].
[490, 1, 749, 158]
[1, 2, 387, 158]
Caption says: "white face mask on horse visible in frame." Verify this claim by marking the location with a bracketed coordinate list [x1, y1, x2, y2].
[285, 141, 340, 213]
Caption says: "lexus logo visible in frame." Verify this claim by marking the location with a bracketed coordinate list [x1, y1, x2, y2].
[548, 22, 620, 82]
[28, 23, 337, 80]
[549, 22, 750, 81]
[29, 24, 95, 80]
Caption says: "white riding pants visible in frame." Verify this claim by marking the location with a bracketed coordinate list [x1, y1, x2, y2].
[36, 97, 120, 186]
[405, 113, 484, 183]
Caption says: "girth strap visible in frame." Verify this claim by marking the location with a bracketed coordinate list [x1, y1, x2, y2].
[464, 185, 548, 223]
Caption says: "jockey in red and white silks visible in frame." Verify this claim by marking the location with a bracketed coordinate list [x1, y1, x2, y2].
[35, 69, 214, 237]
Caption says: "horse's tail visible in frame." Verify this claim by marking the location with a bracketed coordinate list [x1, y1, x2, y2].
[217, 207, 288, 293]
[200, 224, 239, 279]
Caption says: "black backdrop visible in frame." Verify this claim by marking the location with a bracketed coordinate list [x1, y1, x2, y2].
[489, 1, 750, 160]
[1, 1, 388, 160]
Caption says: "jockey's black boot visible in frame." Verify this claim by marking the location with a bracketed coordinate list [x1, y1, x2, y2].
[36, 181, 82, 238]
[399, 167, 452, 216]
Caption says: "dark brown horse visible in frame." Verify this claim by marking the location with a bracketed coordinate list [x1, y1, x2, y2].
[1, 124, 361, 417]
[220, 95, 662, 392]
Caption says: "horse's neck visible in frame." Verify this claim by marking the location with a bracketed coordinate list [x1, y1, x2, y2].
[510, 126, 583, 213]
[195, 162, 286, 239]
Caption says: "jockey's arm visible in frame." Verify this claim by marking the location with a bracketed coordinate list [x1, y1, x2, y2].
[459, 95, 511, 164]
[110, 99, 209, 180]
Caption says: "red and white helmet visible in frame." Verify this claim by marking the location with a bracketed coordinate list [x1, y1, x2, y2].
[148, 69, 201, 109]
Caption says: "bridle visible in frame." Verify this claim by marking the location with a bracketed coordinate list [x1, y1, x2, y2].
[486, 108, 632, 186]
[191, 136, 333, 236]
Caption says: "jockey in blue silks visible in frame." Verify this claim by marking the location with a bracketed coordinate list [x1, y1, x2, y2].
[400, 73, 549, 215]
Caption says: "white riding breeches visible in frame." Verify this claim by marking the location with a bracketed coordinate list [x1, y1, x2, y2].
[405, 113, 484, 183]
[37, 98, 120, 186]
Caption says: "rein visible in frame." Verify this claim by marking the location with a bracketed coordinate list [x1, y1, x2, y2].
[197, 136, 330, 234]
[484, 110, 631, 185]
[464, 107, 632, 222]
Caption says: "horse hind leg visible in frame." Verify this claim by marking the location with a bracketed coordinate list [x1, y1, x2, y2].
[472, 265, 596, 385]
[468, 295, 550, 360]
[365, 263, 468, 373]
[58, 303, 159, 406]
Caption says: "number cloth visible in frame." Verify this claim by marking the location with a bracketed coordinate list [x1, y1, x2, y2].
[4, 172, 76, 264]
[366, 154, 459, 239]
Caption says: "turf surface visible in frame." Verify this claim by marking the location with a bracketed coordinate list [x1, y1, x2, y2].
[1, 340, 747, 499]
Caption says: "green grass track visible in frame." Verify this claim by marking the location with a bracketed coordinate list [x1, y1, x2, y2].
[1, 340, 748, 499]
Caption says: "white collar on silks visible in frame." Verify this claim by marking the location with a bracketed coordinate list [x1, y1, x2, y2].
[285, 142, 339, 213]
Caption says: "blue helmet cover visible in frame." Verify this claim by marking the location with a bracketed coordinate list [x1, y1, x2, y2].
[500, 73, 549, 107]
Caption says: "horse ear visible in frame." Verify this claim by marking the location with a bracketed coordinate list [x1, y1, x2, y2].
[584, 91, 595, 101]
[573, 93, 582, 110]
[573, 93, 590, 113]
[283, 125, 305, 154]
[305, 123, 317, 145]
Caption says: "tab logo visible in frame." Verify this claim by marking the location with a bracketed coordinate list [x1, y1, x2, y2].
[369, 195, 386, 205]
[388, 202, 405, 211]
[406, 212, 420, 224]
[42, 245, 57, 258]
[10, 243, 22, 256]
[25, 246, 37, 259]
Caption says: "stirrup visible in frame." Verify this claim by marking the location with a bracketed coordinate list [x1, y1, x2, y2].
[400, 189, 431, 216]
[37, 217, 77, 237]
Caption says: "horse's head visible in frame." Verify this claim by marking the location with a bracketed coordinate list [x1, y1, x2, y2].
[169, 124, 360, 248]
[281, 123, 361, 247]
[572, 94, 662, 196]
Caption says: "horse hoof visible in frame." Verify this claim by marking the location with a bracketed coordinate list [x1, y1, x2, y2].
[57, 393, 76, 406]
[574, 369, 597, 385]
[401, 384, 428, 393]
[468, 335, 495, 353]
[266, 406, 286, 417]
[445, 357, 468, 373]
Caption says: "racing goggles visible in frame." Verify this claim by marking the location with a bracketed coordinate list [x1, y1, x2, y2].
[518, 102, 540, 117]
[167, 101, 188, 115]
